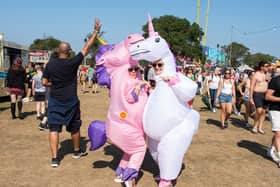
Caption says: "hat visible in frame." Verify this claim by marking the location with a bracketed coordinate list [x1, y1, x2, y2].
[276, 61, 280, 67]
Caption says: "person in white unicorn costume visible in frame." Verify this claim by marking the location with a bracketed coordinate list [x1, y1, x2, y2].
[129, 15, 200, 187]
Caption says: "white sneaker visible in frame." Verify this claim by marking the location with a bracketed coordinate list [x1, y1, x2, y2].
[114, 176, 123, 183]
[212, 108, 216, 113]
[267, 149, 280, 162]
[124, 180, 135, 187]
[22, 97, 29, 103]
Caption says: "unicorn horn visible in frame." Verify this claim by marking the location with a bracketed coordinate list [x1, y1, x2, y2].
[148, 13, 158, 37]
[97, 36, 107, 45]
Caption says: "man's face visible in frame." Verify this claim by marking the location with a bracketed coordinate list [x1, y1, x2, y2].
[262, 63, 269, 73]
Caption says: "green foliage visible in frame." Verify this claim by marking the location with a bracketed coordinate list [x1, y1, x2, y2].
[29, 37, 61, 51]
[221, 42, 250, 67]
[142, 15, 204, 61]
[84, 31, 105, 66]
[244, 53, 276, 67]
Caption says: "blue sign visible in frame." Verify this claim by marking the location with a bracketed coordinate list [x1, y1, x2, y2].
[0, 72, 8, 78]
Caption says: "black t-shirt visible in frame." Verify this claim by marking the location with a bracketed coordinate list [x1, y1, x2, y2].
[268, 76, 280, 111]
[43, 52, 84, 100]
[7, 68, 26, 89]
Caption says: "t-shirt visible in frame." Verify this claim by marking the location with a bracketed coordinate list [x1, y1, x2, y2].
[33, 72, 46, 92]
[209, 75, 220, 89]
[43, 52, 84, 100]
[87, 67, 94, 78]
[268, 76, 280, 111]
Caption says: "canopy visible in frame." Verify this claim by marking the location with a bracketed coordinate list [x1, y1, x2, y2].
[238, 64, 254, 72]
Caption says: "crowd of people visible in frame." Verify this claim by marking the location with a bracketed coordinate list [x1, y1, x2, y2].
[5, 17, 280, 187]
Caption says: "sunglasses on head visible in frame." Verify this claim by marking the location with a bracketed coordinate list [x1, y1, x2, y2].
[152, 63, 163, 68]
[128, 67, 139, 72]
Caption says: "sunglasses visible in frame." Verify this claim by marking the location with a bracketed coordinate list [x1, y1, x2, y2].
[128, 67, 139, 72]
[224, 72, 231, 75]
[152, 63, 164, 68]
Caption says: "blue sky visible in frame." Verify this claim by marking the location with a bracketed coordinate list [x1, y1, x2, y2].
[1, 0, 279, 58]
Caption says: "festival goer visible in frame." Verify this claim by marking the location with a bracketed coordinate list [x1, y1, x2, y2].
[208, 68, 221, 112]
[266, 62, 280, 165]
[129, 15, 199, 187]
[7, 56, 26, 119]
[38, 51, 59, 131]
[114, 65, 150, 186]
[91, 66, 98, 94]
[235, 73, 245, 116]
[186, 67, 195, 81]
[32, 65, 46, 120]
[238, 71, 255, 128]
[216, 69, 236, 129]
[87, 65, 94, 88]
[42, 18, 101, 167]
[80, 66, 87, 93]
[23, 62, 35, 102]
[250, 61, 269, 134]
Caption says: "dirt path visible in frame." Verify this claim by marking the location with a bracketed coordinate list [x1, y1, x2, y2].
[0, 87, 278, 187]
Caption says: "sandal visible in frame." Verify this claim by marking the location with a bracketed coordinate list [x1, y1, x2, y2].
[258, 130, 265, 135]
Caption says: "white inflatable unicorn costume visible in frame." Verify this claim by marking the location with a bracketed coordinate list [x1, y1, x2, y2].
[129, 15, 200, 186]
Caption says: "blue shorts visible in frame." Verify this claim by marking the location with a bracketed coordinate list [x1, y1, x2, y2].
[219, 93, 232, 103]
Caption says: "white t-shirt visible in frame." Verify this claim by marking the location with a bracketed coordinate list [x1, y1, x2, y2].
[221, 80, 233, 95]
[209, 75, 220, 89]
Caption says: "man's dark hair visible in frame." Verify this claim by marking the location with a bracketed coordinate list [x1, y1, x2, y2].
[258, 60, 268, 68]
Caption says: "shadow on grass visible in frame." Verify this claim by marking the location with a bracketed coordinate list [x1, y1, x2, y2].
[92, 144, 185, 186]
[230, 117, 250, 131]
[22, 111, 37, 118]
[0, 106, 10, 112]
[57, 136, 89, 162]
[206, 118, 221, 129]
[237, 140, 271, 161]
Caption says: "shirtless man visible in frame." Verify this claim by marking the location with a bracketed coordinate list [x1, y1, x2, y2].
[250, 61, 269, 134]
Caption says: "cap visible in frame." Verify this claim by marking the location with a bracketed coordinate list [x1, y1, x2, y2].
[276, 61, 280, 67]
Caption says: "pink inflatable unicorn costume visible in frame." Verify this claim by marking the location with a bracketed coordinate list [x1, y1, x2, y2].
[129, 15, 200, 187]
[96, 34, 148, 186]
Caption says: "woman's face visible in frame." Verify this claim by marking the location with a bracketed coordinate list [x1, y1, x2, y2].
[152, 59, 164, 75]
[128, 66, 139, 79]
[224, 71, 231, 79]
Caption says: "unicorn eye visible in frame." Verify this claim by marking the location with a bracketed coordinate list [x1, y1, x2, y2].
[155, 38, 160, 43]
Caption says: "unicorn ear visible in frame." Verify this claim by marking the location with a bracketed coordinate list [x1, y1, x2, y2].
[148, 13, 158, 37]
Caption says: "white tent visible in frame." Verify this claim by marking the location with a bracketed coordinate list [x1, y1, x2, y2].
[238, 64, 254, 72]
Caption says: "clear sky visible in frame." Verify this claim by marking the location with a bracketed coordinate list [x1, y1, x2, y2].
[1, 0, 279, 58]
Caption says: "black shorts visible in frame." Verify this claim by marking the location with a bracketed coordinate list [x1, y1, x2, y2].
[253, 92, 268, 109]
[28, 82, 32, 89]
[48, 105, 81, 133]
[34, 92, 46, 102]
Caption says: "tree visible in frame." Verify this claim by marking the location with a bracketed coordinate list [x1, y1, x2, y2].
[221, 42, 250, 67]
[244, 53, 276, 67]
[30, 37, 61, 51]
[141, 15, 204, 62]
[84, 31, 105, 67]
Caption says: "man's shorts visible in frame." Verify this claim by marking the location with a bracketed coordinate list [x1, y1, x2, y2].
[48, 97, 82, 133]
[269, 111, 280, 131]
[49, 106, 81, 133]
[253, 92, 267, 109]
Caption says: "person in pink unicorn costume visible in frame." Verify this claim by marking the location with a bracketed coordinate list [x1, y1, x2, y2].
[96, 34, 149, 187]
[129, 15, 200, 187]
